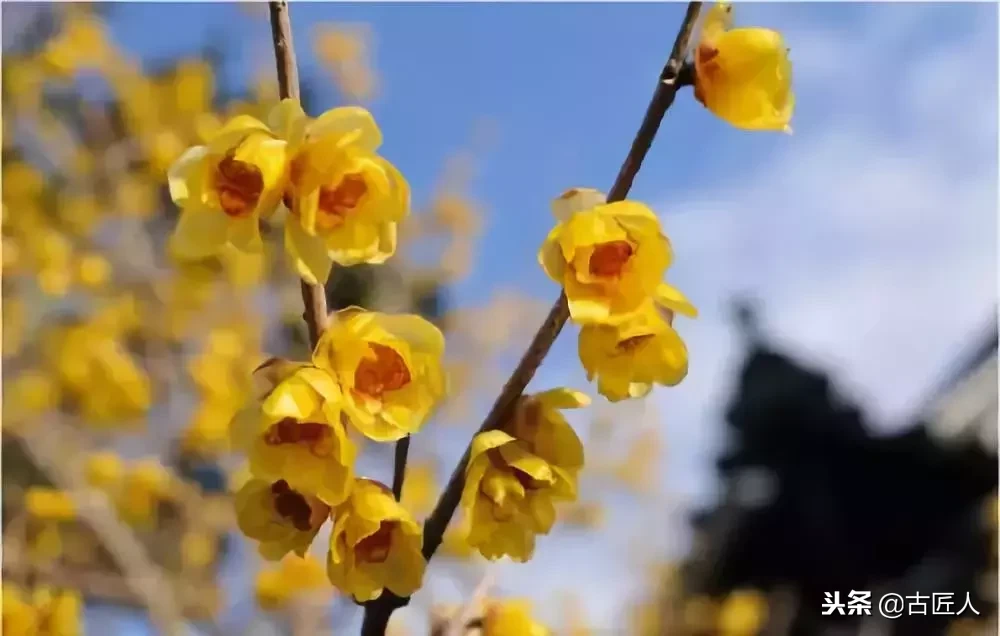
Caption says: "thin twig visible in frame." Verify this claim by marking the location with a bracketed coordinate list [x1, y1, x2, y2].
[391, 435, 411, 501]
[269, 0, 329, 347]
[361, 2, 704, 633]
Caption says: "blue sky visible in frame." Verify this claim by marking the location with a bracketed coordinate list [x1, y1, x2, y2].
[22, 2, 999, 633]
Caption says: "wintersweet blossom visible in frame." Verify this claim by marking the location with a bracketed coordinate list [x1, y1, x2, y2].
[326, 479, 426, 601]
[312, 308, 446, 442]
[462, 389, 588, 561]
[270, 99, 409, 284]
[482, 599, 552, 636]
[236, 478, 330, 561]
[539, 188, 672, 325]
[692, 2, 794, 132]
[231, 360, 356, 506]
[168, 109, 289, 259]
[578, 285, 697, 401]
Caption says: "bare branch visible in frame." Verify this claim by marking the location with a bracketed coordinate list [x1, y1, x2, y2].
[269, 0, 329, 347]
[361, 2, 704, 633]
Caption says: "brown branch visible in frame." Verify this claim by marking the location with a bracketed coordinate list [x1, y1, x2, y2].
[391, 435, 411, 501]
[269, 0, 329, 347]
[361, 2, 704, 633]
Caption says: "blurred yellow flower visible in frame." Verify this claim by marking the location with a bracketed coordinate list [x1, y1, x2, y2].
[43, 11, 115, 76]
[483, 599, 551, 636]
[313, 309, 446, 442]
[168, 110, 289, 260]
[462, 389, 587, 561]
[327, 478, 426, 602]
[255, 553, 330, 611]
[55, 192, 102, 237]
[272, 99, 408, 283]
[236, 478, 330, 560]
[117, 460, 176, 528]
[2, 585, 82, 636]
[26, 488, 76, 522]
[2, 584, 38, 635]
[539, 189, 672, 325]
[74, 252, 112, 289]
[578, 289, 696, 401]
[115, 174, 159, 219]
[181, 531, 218, 570]
[231, 361, 355, 506]
[718, 589, 768, 636]
[182, 399, 239, 458]
[84, 452, 125, 491]
[3, 370, 60, 433]
[173, 59, 215, 118]
[3, 56, 46, 114]
[693, 2, 794, 132]
[47, 322, 151, 426]
[2, 297, 27, 358]
[313, 25, 376, 101]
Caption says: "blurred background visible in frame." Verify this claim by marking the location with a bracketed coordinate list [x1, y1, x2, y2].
[1, 2, 997, 635]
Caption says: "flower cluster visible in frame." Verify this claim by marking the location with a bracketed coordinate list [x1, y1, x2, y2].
[168, 99, 408, 284]
[230, 308, 446, 600]
[462, 389, 589, 561]
[540, 188, 698, 402]
[2, 584, 82, 636]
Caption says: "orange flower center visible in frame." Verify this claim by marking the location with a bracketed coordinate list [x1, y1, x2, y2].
[263, 418, 337, 458]
[616, 333, 655, 354]
[317, 174, 367, 229]
[214, 155, 263, 218]
[694, 44, 721, 105]
[354, 343, 411, 399]
[270, 480, 315, 532]
[588, 240, 634, 278]
[355, 521, 396, 563]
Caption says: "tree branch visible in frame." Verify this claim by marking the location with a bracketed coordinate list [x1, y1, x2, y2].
[268, 0, 328, 347]
[361, 2, 704, 633]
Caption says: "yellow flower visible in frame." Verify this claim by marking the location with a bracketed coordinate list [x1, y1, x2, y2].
[462, 389, 588, 561]
[483, 599, 551, 636]
[231, 361, 356, 506]
[578, 286, 697, 401]
[25, 488, 76, 522]
[327, 478, 426, 602]
[718, 589, 768, 636]
[272, 99, 409, 284]
[2, 585, 81, 636]
[313, 309, 446, 442]
[2, 584, 38, 635]
[182, 399, 239, 457]
[539, 189, 672, 325]
[693, 2, 794, 132]
[117, 460, 176, 528]
[167, 109, 289, 260]
[181, 531, 218, 570]
[255, 553, 330, 611]
[33, 587, 82, 636]
[3, 370, 59, 433]
[46, 322, 151, 426]
[236, 478, 330, 560]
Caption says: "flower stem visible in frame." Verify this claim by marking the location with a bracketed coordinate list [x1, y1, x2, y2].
[268, 0, 329, 348]
[362, 2, 704, 633]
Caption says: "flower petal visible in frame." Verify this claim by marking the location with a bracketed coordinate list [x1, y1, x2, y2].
[285, 217, 334, 285]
